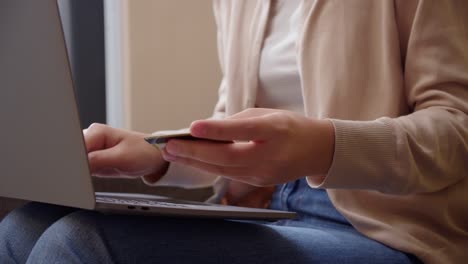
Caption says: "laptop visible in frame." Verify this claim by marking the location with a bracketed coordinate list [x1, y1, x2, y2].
[0, 0, 296, 220]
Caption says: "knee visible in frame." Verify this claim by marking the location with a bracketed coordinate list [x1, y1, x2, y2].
[0, 202, 69, 263]
[0, 202, 75, 241]
[0, 203, 52, 246]
[0, 207, 25, 263]
[0, 206, 23, 237]
[27, 210, 112, 263]
[1, 203, 40, 231]
[29, 210, 95, 254]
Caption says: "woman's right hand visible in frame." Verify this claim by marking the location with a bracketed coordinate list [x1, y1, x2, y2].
[83, 123, 168, 181]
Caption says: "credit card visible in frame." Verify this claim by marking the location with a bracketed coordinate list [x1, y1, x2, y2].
[145, 128, 233, 150]
[145, 130, 196, 150]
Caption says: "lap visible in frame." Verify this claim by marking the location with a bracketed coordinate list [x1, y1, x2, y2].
[1, 203, 415, 264]
[0, 203, 75, 264]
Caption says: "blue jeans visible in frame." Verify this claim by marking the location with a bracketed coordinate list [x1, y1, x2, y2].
[0, 178, 421, 263]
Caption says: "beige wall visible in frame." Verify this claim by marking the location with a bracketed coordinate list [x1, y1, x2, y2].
[126, 0, 221, 133]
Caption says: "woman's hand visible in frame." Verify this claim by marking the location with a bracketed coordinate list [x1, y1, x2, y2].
[161, 108, 335, 187]
[83, 123, 168, 181]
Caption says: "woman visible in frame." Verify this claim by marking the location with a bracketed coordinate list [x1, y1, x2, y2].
[1, 0, 467, 263]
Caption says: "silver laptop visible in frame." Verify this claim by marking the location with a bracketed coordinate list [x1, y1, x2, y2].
[0, 0, 296, 220]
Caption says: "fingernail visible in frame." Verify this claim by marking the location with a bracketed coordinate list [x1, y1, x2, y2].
[163, 152, 177, 162]
[166, 141, 180, 155]
[190, 122, 207, 137]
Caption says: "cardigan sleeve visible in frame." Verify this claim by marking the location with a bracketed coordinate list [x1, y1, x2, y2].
[308, 0, 468, 194]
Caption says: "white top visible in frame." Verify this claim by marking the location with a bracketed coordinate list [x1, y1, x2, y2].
[256, 0, 304, 114]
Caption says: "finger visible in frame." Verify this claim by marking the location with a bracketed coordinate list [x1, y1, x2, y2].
[226, 181, 259, 200]
[83, 124, 120, 153]
[87, 147, 122, 175]
[164, 139, 260, 167]
[224, 180, 276, 208]
[190, 117, 274, 141]
[92, 167, 124, 178]
[227, 108, 281, 120]
[83, 129, 105, 153]
[233, 186, 275, 208]
[168, 156, 253, 183]
[224, 184, 256, 206]
[220, 197, 228, 205]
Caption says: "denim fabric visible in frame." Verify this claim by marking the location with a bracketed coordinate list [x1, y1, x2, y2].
[270, 178, 350, 229]
[0, 203, 75, 263]
[0, 178, 421, 264]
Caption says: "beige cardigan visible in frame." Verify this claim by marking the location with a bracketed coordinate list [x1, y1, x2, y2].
[151, 1, 468, 263]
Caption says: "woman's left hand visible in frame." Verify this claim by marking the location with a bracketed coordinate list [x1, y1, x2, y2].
[162, 108, 335, 187]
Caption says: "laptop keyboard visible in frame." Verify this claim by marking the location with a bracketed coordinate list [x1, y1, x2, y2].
[96, 196, 192, 209]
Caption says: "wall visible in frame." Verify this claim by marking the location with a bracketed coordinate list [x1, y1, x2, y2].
[124, 0, 221, 133]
